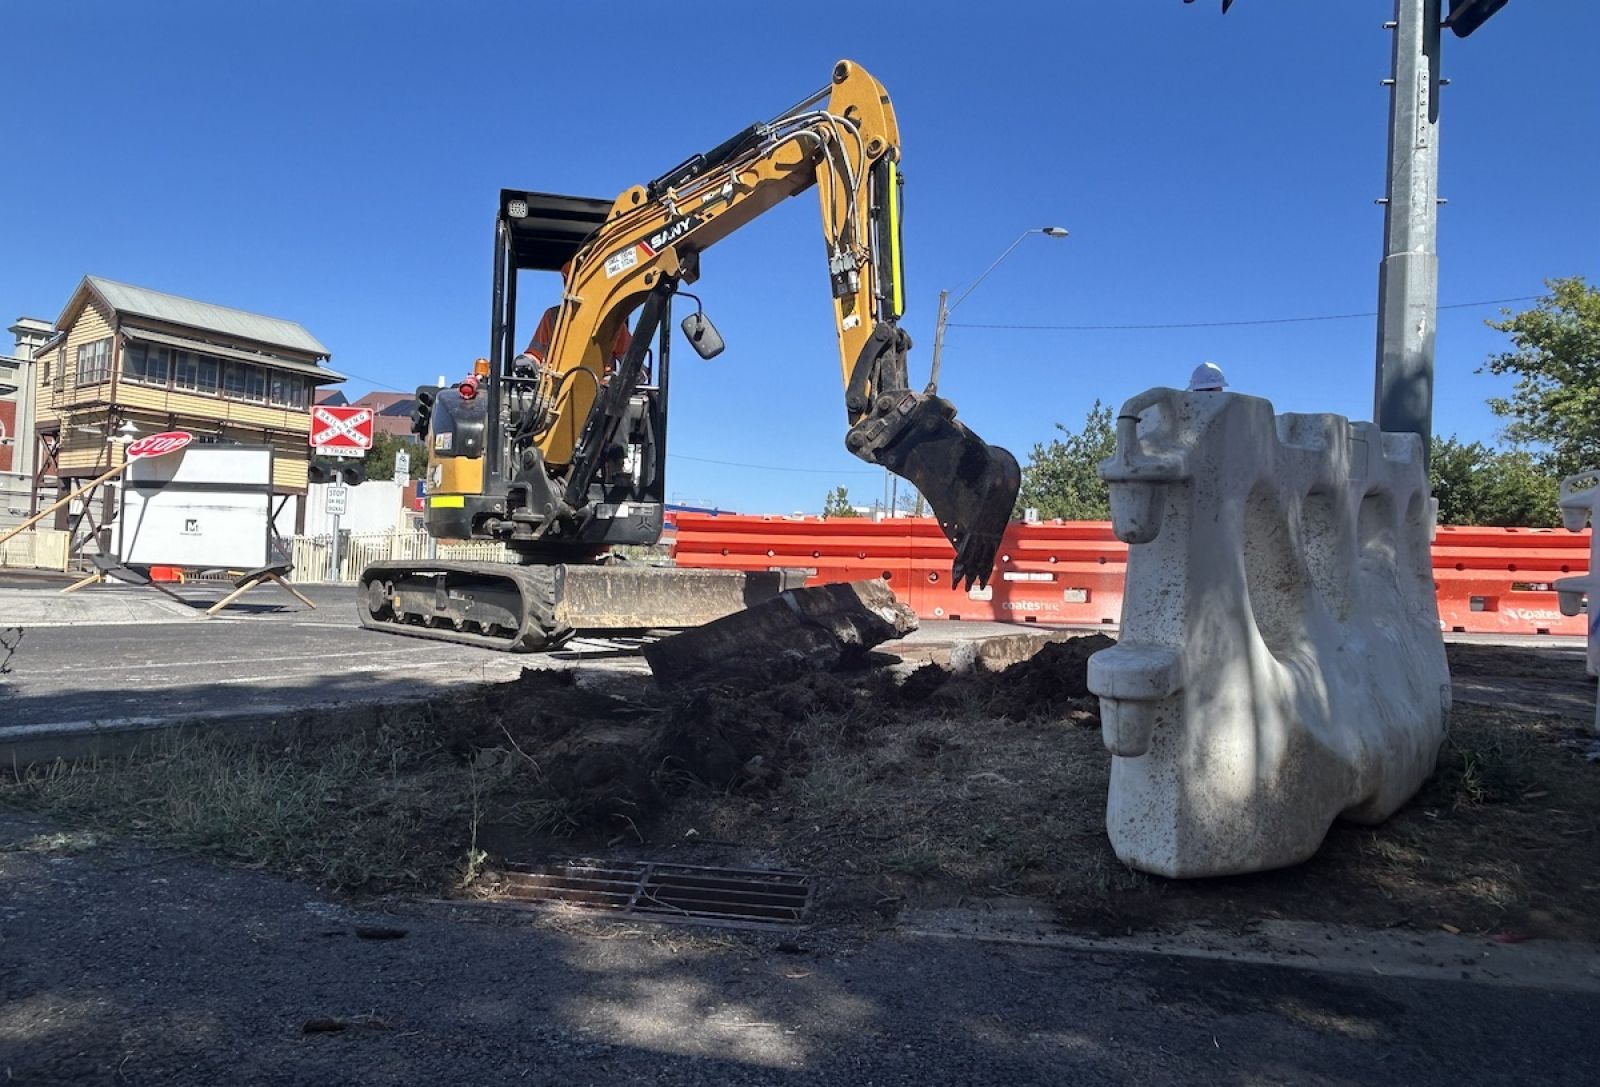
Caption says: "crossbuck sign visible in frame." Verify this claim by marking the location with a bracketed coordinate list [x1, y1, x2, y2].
[309, 405, 374, 456]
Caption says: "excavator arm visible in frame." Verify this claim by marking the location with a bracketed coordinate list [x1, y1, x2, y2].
[510, 60, 1020, 589]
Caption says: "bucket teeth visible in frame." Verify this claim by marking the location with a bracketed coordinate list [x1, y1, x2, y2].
[859, 394, 1020, 591]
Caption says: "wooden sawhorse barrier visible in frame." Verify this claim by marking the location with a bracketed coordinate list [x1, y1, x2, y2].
[202, 563, 317, 618]
[61, 555, 190, 604]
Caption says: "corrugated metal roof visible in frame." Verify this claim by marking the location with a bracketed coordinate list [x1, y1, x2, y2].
[122, 327, 345, 383]
[83, 276, 330, 357]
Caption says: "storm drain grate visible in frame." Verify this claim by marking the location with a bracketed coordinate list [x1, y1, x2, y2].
[489, 860, 814, 928]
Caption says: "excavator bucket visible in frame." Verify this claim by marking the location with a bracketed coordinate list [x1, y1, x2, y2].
[868, 395, 1021, 591]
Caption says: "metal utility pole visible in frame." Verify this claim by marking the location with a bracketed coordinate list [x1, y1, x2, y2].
[1190, 0, 1513, 461]
[1374, 0, 1443, 459]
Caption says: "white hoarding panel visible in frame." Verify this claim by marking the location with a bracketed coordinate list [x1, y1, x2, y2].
[120, 445, 274, 569]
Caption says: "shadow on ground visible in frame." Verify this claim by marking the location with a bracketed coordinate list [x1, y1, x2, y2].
[1, 817, 1597, 1086]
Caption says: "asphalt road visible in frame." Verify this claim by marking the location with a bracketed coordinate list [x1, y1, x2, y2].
[0, 583, 536, 732]
[1, 815, 1595, 1086]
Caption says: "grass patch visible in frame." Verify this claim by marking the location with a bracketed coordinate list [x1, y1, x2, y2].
[1, 705, 522, 891]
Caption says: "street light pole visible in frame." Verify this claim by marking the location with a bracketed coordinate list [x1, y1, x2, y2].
[910, 225, 1068, 517]
[928, 288, 952, 395]
[926, 226, 1069, 395]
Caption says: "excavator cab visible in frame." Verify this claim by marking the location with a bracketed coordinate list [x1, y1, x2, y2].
[417, 189, 672, 561]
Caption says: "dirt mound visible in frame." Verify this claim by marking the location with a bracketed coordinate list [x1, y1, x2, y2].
[444, 636, 1114, 847]
[897, 662, 951, 704]
[652, 672, 873, 793]
[652, 686, 790, 791]
[918, 634, 1114, 721]
[985, 634, 1114, 718]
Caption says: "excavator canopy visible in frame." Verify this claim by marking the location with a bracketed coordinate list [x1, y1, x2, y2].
[499, 189, 610, 272]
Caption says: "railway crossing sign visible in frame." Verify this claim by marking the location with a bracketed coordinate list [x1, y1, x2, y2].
[309, 405, 374, 457]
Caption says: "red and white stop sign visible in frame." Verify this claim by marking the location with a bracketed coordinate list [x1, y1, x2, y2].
[126, 431, 194, 460]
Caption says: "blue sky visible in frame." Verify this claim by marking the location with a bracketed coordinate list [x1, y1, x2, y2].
[4, 1, 1595, 513]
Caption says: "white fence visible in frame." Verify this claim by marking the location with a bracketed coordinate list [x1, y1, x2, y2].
[0, 528, 70, 571]
[288, 530, 514, 583]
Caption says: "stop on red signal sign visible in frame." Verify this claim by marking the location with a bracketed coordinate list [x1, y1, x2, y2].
[126, 431, 193, 460]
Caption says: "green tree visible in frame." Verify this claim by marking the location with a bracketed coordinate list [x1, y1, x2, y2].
[362, 431, 424, 482]
[1482, 277, 1600, 478]
[1429, 435, 1559, 528]
[1015, 400, 1117, 521]
[822, 485, 861, 517]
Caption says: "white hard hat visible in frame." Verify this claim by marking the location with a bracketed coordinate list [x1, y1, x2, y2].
[1187, 361, 1228, 392]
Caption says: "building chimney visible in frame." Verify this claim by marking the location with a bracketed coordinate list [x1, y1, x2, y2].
[9, 317, 54, 359]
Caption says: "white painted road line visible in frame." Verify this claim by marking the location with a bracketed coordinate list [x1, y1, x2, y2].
[56, 645, 463, 674]
[207, 660, 522, 686]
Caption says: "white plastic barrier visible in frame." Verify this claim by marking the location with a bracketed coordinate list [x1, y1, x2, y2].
[1087, 388, 1450, 878]
[1554, 469, 1599, 733]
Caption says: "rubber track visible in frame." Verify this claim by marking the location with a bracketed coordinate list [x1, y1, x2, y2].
[356, 559, 574, 653]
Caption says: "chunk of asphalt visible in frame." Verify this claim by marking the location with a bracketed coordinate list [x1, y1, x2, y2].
[643, 579, 918, 688]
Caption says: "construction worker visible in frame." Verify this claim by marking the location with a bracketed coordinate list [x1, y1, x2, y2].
[1187, 361, 1228, 392]
[519, 262, 635, 378]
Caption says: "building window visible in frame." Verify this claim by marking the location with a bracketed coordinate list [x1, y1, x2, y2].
[173, 350, 196, 391]
[75, 338, 112, 384]
[222, 361, 247, 399]
[224, 361, 267, 403]
[268, 373, 309, 409]
[172, 350, 221, 395]
[124, 343, 172, 386]
[53, 347, 65, 391]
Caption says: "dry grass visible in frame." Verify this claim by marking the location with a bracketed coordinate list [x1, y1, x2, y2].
[2, 705, 522, 890]
[659, 683, 1122, 906]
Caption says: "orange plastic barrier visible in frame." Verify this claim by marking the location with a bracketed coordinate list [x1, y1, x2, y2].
[671, 515, 1125, 628]
[671, 515, 1592, 637]
[1432, 526, 1590, 636]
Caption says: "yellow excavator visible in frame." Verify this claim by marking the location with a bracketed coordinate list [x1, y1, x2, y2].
[358, 60, 1020, 651]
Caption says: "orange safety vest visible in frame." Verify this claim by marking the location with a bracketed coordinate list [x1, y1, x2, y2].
[524, 306, 633, 374]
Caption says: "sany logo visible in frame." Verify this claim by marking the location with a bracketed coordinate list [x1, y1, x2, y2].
[126, 431, 194, 460]
[645, 213, 701, 254]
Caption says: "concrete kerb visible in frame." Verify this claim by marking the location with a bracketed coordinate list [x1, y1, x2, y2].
[900, 900, 1600, 994]
[0, 694, 436, 772]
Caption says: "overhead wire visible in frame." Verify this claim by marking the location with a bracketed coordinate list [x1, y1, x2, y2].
[669, 453, 879, 475]
[947, 296, 1539, 332]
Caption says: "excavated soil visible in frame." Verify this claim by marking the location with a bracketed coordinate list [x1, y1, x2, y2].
[451, 635, 1600, 943]
[11, 631, 1599, 943]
